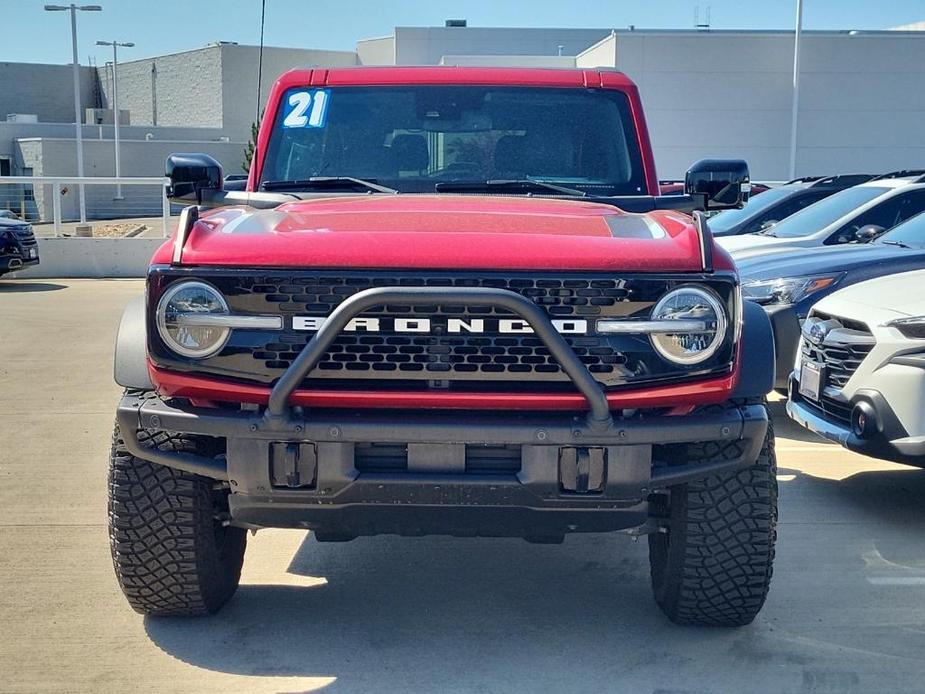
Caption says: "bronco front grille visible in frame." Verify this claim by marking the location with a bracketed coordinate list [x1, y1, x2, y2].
[147, 268, 738, 392]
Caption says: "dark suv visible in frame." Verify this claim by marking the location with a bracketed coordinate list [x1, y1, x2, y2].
[0, 213, 39, 277]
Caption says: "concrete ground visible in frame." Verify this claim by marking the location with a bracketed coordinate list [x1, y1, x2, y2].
[1, 279, 924, 693]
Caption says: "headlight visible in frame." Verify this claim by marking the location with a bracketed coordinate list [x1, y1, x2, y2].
[649, 286, 727, 365]
[886, 316, 925, 339]
[156, 281, 231, 358]
[741, 274, 842, 306]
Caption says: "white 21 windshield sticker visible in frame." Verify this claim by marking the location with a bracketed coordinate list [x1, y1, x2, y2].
[282, 89, 330, 128]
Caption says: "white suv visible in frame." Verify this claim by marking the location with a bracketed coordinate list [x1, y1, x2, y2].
[720, 173, 925, 255]
[787, 268, 925, 466]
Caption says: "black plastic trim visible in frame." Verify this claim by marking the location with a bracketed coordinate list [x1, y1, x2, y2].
[116, 393, 769, 489]
[732, 300, 776, 398]
[764, 303, 801, 390]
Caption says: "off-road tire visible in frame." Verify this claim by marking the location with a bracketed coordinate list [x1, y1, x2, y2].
[648, 400, 777, 627]
[108, 422, 246, 616]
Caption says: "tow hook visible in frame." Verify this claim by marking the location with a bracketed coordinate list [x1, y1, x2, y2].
[559, 446, 606, 493]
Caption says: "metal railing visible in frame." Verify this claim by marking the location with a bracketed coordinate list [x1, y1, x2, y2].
[0, 176, 172, 237]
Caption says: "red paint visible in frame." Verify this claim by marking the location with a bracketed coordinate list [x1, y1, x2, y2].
[150, 364, 736, 411]
[247, 66, 658, 195]
[149, 195, 705, 271]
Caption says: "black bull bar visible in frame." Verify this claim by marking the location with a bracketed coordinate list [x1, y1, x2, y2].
[117, 287, 767, 494]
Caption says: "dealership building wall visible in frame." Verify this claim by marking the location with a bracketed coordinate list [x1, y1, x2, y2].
[574, 30, 925, 179]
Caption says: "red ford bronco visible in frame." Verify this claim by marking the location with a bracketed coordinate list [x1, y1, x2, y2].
[110, 67, 776, 626]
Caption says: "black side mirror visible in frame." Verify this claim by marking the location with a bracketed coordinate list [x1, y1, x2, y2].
[685, 159, 750, 211]
[166, 153, 224, 204]
[854, 224, 886, 242]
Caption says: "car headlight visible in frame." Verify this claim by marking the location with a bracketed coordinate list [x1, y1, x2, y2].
[648, 286, 727, 365]
[741, 274, 843, 306]
[886, 316, 925, 339]
[156, 281, 231, 358]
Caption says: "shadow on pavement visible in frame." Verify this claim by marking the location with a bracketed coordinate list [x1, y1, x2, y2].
[144, 533, 750, 688]
[767, 397, 838, 445]
[142, 461, 925, 689]
[779, 464, 925, 532]
[0, 280, 67, 292]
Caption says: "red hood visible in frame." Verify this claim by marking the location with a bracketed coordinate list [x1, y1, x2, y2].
[152, 195, 708, 272]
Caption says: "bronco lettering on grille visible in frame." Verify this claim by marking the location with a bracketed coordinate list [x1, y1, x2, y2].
[292, 316, 589, 334]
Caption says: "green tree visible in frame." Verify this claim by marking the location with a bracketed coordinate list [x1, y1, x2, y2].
[242, 114, 262, 173]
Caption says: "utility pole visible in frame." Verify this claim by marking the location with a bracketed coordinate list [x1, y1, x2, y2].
[97, 40, 134, 199]
[788, 0, 804, 180]
[45, 4, 102, 223]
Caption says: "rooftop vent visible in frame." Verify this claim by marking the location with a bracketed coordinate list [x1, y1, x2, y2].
[445, 19, 467, 27]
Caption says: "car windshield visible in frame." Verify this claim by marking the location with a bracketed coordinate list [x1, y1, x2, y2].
[708, 185, 799, 233]
[768, 185, 889, 238]
[259, 85, 648, 195]
[876, 209, 925, 248]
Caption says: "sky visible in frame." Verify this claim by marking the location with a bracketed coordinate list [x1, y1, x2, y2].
[1, 0, 923, 65]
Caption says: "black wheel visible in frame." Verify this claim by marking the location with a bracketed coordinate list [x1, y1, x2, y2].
[108, 421, 246, 616]
[648, 401, 777, 627]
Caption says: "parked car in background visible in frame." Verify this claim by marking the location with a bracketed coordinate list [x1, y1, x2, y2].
[0, 215, 39, 277]
[709, 174, 874, 237]
[737, 210, 925, 390]
[719, 172, 925, 254]
[787, 268, 925, 468]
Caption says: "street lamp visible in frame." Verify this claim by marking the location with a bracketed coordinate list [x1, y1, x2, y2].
[96, 40, 134, 199]
[788, 0, 804, 180]
[44, 4, 102, 224]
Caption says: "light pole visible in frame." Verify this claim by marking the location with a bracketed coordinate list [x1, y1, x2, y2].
[44, 4, 102, 223]
[96, 40, 134, 199]
[788, 0, 804, 180]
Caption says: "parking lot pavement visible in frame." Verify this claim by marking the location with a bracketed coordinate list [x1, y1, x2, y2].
[2, 278, 924, 693]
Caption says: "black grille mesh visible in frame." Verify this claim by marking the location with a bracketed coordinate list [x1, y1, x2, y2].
[234, 274, 652, 382]
[148, 268, 737, 391]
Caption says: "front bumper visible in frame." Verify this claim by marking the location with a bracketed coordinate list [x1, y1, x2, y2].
[122, 285, 766, 537]
[0, 252, 39, 272]
[787, 377, 925, 467]
[118, 393, 768, 536]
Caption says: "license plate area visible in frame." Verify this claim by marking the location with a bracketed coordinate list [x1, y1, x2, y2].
[799, 360, 823, 401]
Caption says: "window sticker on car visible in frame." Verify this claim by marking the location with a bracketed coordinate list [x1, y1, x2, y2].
[282, 89, 330, 129]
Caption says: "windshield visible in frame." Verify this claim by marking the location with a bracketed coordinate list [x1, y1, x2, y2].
[768, 185, 888, 238]
[259, 85, 648, 195]
[709, 185, 799, 233]
[877, 209, 925, 247]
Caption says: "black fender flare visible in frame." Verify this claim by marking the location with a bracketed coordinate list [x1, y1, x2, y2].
[731, 299, 776, 398]
[113, 294, 154, 390]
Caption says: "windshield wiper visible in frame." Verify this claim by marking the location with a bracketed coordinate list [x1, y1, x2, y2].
[261, 177, 398, 194]
[434, 179, 587, 197]
[879, 239, 912, 249]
